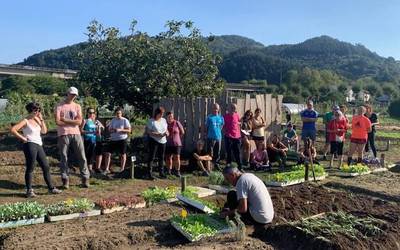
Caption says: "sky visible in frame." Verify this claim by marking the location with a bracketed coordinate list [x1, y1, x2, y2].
[1, 0, 399, 64]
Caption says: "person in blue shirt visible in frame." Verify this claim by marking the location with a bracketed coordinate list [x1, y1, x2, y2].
[204, 103, 224, 169]
[300, 100, 319, 145]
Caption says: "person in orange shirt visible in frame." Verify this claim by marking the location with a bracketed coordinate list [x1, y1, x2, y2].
[347, 106, 371, 165]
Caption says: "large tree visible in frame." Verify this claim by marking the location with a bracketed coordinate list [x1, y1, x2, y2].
[77, 20, 224, 114]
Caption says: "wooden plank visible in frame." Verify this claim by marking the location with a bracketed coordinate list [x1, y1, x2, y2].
[276, 95, 283, 124]
[235, 98, 245, 118]
[250, 98, 257, 112]
[256, 95, 265, 121]
[47, 210, 101, 222]
[194, 186, 217, 197]
[184, 99, 194, 150]
[245, 94, 251, 111]
[193, 98, 201, 141]
[207, 185, 231, 194]
[101, 202, 146, 215]
[264, 94, 272, 130]
[0, 217, 45, 229]
[271, 97, 277, 133]
[200, 98, 207, 138]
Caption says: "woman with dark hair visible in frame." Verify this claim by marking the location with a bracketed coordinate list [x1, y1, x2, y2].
[145, 107, 169, 179]
[11, 102, 61, 197]
[251, 108, 266, 143]
[104, 107, 131, 174]
[80, 108, 104, 174]
[241, 110, 253, 166]
[165, 111, 184, 177]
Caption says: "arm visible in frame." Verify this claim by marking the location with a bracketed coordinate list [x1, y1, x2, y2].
[80, 119, 87, 134]
[237, 198, 248, 213]
[10, 119, 28, 143]
[54, 107, 67, 126]
[35, 115, 47, 134]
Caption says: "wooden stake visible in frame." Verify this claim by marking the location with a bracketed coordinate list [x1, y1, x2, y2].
[181, 176, 187, 192]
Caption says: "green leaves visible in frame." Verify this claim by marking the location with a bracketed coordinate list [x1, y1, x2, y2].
[340, 164, 370, 174]
[46, 198, 94, 216]
[141, 186, 179, 204]
[265, 164, 326, 182]
[208, 172, 225, 185]
[0, 202, 45, 222]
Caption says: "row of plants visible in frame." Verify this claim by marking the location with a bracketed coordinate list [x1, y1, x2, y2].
[170, 209, 231, 241]
[0, 202, 45, 222]
[46, 198, 94, 216]
[265, 164, 326, 183]
[96, 195, 144, 210]
[141, 186, 198, 205]
[339, 164, 370, 174]
[293, 211, 384, 240]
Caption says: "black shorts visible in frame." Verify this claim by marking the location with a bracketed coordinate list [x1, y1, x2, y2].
[166, 146, 182, 155]
[252, 135, 265, 141]
[107, 140, 127, 155]
[330, 141, 344, 155]
[95, 142, 104, 156]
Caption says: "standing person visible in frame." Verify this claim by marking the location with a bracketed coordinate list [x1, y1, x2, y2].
[300, 100, 319, 145]
[241, 110, 253, 167]
[145, 107, 168, 180]
[224, 103, 243, 171]
[165, 111, 184, 177]
[55, 87, 90, 189]
[327, 110, 348, 168]
[322, 105, 340, 160]
[221, 167, 274, 225]
[339, 105, 349, 124]
[364, 105, 379, 158]
[103, 107, 131, 174]
[251, 108, 266, 144]
[11, 102, 62, 197]
[80, 108, 104, 174]
[204, 103, 224, 169]
[347, 106, 372, 165]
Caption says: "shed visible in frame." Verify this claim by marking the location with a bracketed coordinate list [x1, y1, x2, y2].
[282, 103, 306, 115]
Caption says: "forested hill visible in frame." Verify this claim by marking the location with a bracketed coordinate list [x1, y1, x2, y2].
[19, 35, 400, 84]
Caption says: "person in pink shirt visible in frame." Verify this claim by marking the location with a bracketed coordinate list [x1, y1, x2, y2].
[223, 103, 243, 170]
[54, 87, 90, 189]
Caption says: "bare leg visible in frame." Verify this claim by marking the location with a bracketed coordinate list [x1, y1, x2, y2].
[104, 152, 111, 171]
[347, 143, 356, 165]
[174, 154, 181, 171]
[206, 160, 212, 172]
[196, 160, 207, 172]
[329, 154, 334, 168]
[338, 155, 343, 169]
[95, 155, 102, 170]
[166, 154, 173, 171]
[120, 153, 127, 171]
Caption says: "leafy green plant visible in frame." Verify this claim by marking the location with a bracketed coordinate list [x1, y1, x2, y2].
[340, 164, 370, 174]
[181, 190, 220, 213]
[0, 202, 45, 222]
[46, 198, 95, 216]
[294, 211, 384, 239]
[265, 164, 326, 183]
[141, 186, 199, 205]
[208, 172, 226, 185]
[171, 213, 230, 241]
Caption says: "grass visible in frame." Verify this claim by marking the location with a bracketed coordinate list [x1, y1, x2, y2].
[376, 131, 400, 139]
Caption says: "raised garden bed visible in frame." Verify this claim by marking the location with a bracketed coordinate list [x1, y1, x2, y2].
[264, 164, 327, 187]
[46, 198, 100, 222]
[264, 211, 390, 250]
[170, 213, 233, 242]
[0, 202, 45, 229]
[207, 184, 231, 194]
[337, 164, 371, 177]
[96, 195, 146, 214]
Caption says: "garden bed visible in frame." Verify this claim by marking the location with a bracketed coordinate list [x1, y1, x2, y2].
[46, 198, 100, 222]
[96, 195, 146, 214]
[0, 201, 46, 229]
[337, 164, 371, 177]
[207, 184, 231, 194]
[0, 217, 45, 229]
[47, 210, 101, 222]
[265, 175, 327, 187]
[177, 194, 217, 214]
[264, 164, 327, 187]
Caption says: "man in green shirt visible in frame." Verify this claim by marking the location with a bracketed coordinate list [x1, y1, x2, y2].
[322, 105, 339, 160]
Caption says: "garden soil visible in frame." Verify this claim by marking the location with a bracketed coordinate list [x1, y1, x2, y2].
[1, 184, 399, 250]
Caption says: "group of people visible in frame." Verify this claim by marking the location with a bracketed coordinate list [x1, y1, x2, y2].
[11, 87, 132, 197]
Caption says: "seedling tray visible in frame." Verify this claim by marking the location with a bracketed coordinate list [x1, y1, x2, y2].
[101, 202, 146, 215]
[265, 175, 327, 187]
[0, 217, 45, 229]
[176, 194, 215, 214]
[171, 217, 233, 242]
[207, 185, 231, 194]
[47, 210, 101, 222]
[336, 171, 371, 177]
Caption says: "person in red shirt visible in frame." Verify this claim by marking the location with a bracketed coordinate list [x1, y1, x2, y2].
[223, 103, 243, 171]
[327, 110, 348, 168]
[347, 106, 372, 165]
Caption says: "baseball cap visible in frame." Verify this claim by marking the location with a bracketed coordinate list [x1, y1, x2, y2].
[67, 87, 79, 96]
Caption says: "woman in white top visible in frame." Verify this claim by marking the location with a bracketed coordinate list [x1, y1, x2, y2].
[252, 108, 266, 143]
[11, 102, 61, 198]
[145, 107, 169, 180]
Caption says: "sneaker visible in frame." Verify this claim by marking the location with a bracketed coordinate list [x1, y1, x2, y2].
[62, 178, 69, 189]
[81, 178, 90, 188]
[49, 188, 62, 194]
[102, 169, 111, 175]
[174, 170, 181, 178]
[26, 189, 36, 198]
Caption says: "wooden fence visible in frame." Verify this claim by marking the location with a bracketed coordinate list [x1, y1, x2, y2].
[156, 94, 283, 151]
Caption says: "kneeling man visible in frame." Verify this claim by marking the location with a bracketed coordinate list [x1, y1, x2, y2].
[221, 166, 274, 225]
